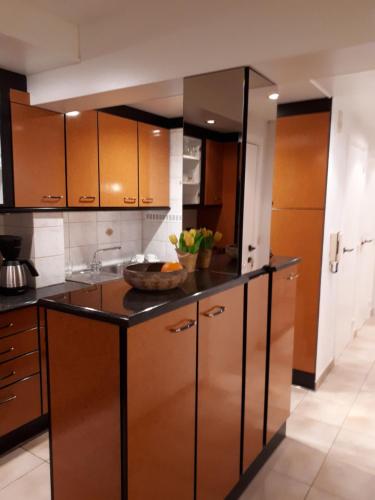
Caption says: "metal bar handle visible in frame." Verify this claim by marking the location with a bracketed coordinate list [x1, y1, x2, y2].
[0, 395, 16, 406]
[0, 347, 15, 356]
[124, 197, 137, 204]
[343, 247, 355, 253]
[43, 195, 64, 200]
[287, 273, 300, 281]
[142, 197, 154, 203]
[79, 196, 96, 202]
[168, 319, 197, 333]
[0, 370, 16, 382]
[0, 322, 13, 330]
[361, 239, 374, 246]
[203, 305, 226, 318]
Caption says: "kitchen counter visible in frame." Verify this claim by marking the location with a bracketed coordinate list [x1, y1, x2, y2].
[0, 280, 87, 313]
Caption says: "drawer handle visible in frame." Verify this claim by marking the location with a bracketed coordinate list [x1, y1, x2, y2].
[203, 305, 225, 318]
[0, 394, 16, 406]
[43, 195, 63, 201]
[0, 370, 16, 382]
[168, 319, 196, 333]
[124, 197, 137, 204]
[287, 273, 300, 281]
[0, 322, 13, 330]
[142, 197, 154, 204]
[0, 347, 15, 356]
[79, 196, 96, 202]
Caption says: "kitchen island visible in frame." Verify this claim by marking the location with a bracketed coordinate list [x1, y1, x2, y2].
[40, 258, 299, 500]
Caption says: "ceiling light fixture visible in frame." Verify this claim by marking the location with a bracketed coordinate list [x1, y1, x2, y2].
[206, 119, 216, 124]
[268, 93, 279, 101]
[66, 110, 80, 117]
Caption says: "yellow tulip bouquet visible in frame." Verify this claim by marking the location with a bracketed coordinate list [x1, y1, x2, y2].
[200, 228, 223, 250]
[169, 229, 204, 254]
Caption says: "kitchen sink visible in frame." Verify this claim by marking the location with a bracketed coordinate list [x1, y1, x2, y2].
[66, 264, 126, 285]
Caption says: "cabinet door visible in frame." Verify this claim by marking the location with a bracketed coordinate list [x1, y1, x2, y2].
[267, 265, 298, 443]
[11, 103, 66, 207]
[243, 274, 268, 470]
[197, 285, 243, 500]
[204, 139, 223, 205]
[128, 304, 196, 500]
[138, 122, 169, 207]
[66, 111, 99, 207]
[273, 112, 330, 210]
[98, 112, 138, 207]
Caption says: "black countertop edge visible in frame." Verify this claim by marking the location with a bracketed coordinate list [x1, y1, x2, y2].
[266, 256, 301, 272]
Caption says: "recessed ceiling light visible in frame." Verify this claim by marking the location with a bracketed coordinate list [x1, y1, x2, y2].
[206, 119, 216, 124]
[268, 93, 279, 101]
[66, 110, 80, 117]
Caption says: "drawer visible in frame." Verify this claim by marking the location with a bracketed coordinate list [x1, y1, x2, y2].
[0, 307, 37, 338]
[0, 329, 39, 364]
[0, 375, 41, 436]
[0, 351, 40, 388]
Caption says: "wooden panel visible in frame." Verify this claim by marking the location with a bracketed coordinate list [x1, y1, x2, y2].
[9, 89, 30, 105]
[204, 139, 223, 205]
[197, 285, 243, 500]
[0, 307, 37, 339]
[138, 122, 169, 207]
[267, 265, 298, 443]
[128, 304, 196, 500]
[243, 274, 268, 470]
[271, 209, 324, 374]
[273, 112, 330, 209]
[98, 112, 138, 207]
[217, 141, 238, 246]
[0, 351, 39, 388]
[0, 375, 41, 436]
[66, 110, 99, 207]
[47, 310, 121, 500]
[11, 103, 66, 207]
[0, 329, 38, 364]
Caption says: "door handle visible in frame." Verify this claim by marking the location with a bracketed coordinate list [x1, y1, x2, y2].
[42, 195, 64, 201]
[0, 347, 15, 356]
[142, 197, 154, 204]
[343, 247, 355, 253]
[361, 239, 373, 246]
[168, 319, 197, 333]
[79, 196, 96, 202]
[248, 245, 256, 252]
[202, 305, 226, 318]
[124, 197, 137, 204]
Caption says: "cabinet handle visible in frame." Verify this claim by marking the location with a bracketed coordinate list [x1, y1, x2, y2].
[0, 394, 16, 406]
[0, 347, 15, 356]
[0, 370, 16, 382]
[42, 195, 63, 201]
[168, 319, 196, 333]
[0, 322, 13, 330]
[79, 196, 96, 202]
[202, 305, 225, 318]
[124, 197, 137, 204]
[287, 273, 300, 281]
[343, 247, 355, 253]
[142, 197, 154, 204]
[361, 239, 373, 246]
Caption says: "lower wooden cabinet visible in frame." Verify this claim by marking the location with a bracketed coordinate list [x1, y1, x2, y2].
[197, 285, 243, 500]
[243, 274, 268, 470]
[266, 265, 298, 443]
[127, 304, 197, 500]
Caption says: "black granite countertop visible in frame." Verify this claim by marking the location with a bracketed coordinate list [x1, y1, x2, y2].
[0, 281, 88, 313]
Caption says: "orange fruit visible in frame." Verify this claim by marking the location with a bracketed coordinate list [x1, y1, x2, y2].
[161, 262, 183, 272]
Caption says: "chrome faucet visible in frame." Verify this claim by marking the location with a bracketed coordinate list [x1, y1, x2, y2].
[90, 246, 122, 272]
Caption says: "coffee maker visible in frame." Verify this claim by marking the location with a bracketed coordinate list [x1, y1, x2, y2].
[0, 235, 39, 294]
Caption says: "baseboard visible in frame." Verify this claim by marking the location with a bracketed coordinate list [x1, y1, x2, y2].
[0, 415, 48, 455]
[292, 369, 315, 390]
[315, 360, 334, 389]
[225, 423, 286, 500]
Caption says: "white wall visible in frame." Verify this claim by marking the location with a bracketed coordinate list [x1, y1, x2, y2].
[316, 97, 375, 380]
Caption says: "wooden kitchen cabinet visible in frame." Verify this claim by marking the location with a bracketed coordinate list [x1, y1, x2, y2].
[127, 304, 196, 500]
[138, 122, 170, 207]
[66, 110, 99, 207]
[243, 274, 268, 470]
[266, 265, 298, 444]
[204, 139, 223, 205]
[197, 285, 243, 500]
[11, 102, 66, 207]
[98, 112, 138, 207]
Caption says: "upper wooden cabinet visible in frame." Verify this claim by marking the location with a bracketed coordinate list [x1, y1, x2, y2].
[273, 112, 330, 209]
[204, 139, 223, 205]
[197, 285, 243, 500]
[11, 103, 66, 207]
[98, 112, 138, 207]
[66, 111, 99, 207]
[138, 122, 169, 207]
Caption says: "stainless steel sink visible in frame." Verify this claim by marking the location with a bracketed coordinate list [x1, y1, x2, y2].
[66, 264, 126, 285]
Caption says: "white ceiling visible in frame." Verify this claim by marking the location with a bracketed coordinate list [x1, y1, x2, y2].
[2, 0, 375, 110]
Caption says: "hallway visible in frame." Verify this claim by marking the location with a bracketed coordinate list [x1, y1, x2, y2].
[241, 315, 375, 499]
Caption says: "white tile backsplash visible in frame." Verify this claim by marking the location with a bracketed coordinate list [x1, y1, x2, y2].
[34, 255, 65, 287]
[69, 221, 97, 247]
[97, 220, 121, 245]
[33, 226, 64, 258]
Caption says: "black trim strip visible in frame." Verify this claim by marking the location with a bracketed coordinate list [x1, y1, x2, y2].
[292, 369, 315, 390]
[0, 414, 48, 455]
[277, 98, 332, 117]
[194, 301, 199, 500]
[98, 104, 182, 130]
[0, 206, 171, 213]
[239, 282, 248, 474]
[263, 269, 273, 446]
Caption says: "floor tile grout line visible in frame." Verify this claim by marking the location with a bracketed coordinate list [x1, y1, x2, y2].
[0, 460, 45, 492]
[20, 445, 50, 464]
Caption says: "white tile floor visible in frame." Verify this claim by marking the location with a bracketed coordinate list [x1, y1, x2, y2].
[0, 316, 374, 499]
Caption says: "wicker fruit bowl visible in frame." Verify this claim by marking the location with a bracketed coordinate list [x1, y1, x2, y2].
[123, 262, 188, 291]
